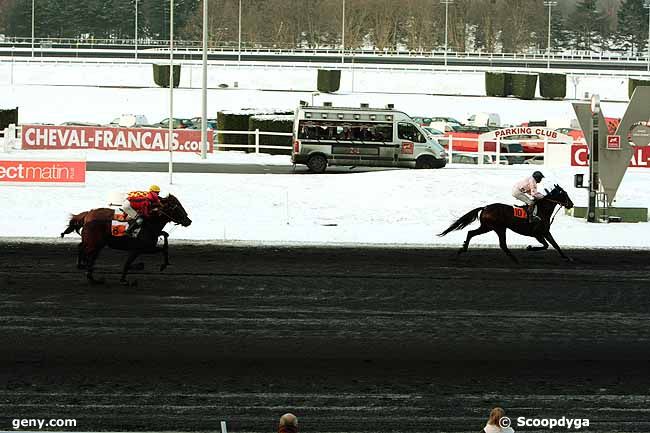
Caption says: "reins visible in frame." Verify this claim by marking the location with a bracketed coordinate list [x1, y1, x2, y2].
[542, 197, 566, 226]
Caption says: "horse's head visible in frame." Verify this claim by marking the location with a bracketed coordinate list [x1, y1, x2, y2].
[546, 184, 574, 209]
[160, 194, 192, 227]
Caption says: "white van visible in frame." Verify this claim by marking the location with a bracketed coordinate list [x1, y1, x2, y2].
[467, 112, 500, 128]
[292, 103, 447, 173]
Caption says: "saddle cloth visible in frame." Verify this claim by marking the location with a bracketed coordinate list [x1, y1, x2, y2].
[111, 210, 129, 237]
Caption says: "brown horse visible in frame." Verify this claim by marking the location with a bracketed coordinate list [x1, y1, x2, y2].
[61, 194, 191, 284]
[438, 184, 574, 262]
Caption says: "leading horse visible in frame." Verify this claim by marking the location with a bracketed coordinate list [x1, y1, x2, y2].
[61, 194, 191, 284]
[438, 184, 574, 262]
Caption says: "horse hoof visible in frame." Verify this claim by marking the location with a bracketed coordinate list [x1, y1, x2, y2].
[120, 279, 129, 286]
[60, 233, 64, 238]
[526, 245, 533, 251]
[160, 264, 168, 272]
[565, 256, 575, 263]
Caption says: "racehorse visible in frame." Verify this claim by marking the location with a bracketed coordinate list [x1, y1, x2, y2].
[438, 184, 574, 262]
[61, 194, 191, 284]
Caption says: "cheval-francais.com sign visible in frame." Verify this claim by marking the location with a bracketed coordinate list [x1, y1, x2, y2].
[21, 124, 213, 153]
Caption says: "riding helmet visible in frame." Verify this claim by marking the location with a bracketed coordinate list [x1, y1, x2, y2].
[532, 171, 544, 182]
[149, 185, 161, 193]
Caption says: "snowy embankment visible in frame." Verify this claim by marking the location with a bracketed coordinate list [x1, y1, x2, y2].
[1, 163, 648, 248]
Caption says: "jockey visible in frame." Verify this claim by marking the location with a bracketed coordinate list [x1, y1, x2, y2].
[512, 171, 545, 222]
[123, 185, 162, 236]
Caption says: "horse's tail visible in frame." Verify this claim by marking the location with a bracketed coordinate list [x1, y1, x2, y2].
[61, 212, 88, 238]
[438, 207, 484, 237]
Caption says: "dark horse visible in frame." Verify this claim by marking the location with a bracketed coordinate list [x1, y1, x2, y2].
[438, 184, 574, 262]
[61, 194, 192, 284]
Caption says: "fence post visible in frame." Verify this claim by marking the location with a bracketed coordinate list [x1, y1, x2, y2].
[1, 127, 8, 153]
[496, 136, 501, 165]
[543, 136, 548, 166]
[448, 136, 453, 165]
[478, 136, 484, 165]
[255, 128, 260, 154]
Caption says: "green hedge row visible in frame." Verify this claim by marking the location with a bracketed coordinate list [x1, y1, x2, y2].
[217, 110, 293, 152]
[317, 69, 341, 93]
[153, 64, 181, 88]
[485, 72, 566, 100]
[0, 107, 18, 129]
[539, 73, 566, 99]
[629, 78, 650, 98]
[247, 115, 294, 155]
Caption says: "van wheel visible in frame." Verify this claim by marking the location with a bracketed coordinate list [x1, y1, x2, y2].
[416, 156, 435, 169]
[307, 154, 327, 173]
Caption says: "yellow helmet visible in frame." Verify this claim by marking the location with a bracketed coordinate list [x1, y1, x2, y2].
[149, 185, 161, 193]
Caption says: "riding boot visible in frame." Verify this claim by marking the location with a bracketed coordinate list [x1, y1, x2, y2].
[125, 217, 143, 237]
[528, 204, 541, 223]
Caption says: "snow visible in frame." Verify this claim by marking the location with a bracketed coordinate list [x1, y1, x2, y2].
[1, 59, 648, 248]
[0, 164, 648, 248]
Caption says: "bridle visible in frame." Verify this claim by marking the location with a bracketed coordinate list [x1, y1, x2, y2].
[541, 194, 570, 226]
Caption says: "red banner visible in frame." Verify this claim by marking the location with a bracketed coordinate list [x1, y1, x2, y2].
[0, 160, 86, 183]
[571, 144, 650, 168]
[21, 125, 213, 153]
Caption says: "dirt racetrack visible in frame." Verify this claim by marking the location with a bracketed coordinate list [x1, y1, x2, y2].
[1, 241, 649, 432]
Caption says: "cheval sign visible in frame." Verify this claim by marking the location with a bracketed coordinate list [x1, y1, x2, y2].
[571, 145, 650, 167]
[0, 160, 86, 184]
[21, 125, 213, 153]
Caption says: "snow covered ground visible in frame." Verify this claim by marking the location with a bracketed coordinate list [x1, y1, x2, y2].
[0, 59, 634, 127]
[1, 164, 648, 248]
[1, 59, 648, 248]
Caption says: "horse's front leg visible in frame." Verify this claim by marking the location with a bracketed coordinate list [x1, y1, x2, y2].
[160, 232, 170, 272]
[545, 231, 573, 262]
[121, 251, 140, 285]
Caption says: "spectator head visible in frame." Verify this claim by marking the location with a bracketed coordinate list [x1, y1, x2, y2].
[488, 407, 506, 426]
[278, 413, 298, 433]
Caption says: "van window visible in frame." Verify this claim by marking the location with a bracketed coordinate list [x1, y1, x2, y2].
[298, 120, 393, 142]
[398, 122, 425, 143]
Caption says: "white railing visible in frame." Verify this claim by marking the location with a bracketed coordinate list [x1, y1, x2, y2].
[439, 135, 583, 167]
[1, 125, 293, 154]
[216, 129, 293, 153]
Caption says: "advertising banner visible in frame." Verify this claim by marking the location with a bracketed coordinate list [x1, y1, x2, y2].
[571, 144, 650, 168]
[21, 124, 213, 153]
[0, 160, 86, 184]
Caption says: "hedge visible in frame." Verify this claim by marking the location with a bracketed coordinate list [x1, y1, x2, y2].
[628, 78, 650, 98]
[0, 107, 18, 130]
[248, 115, 293, 155]
[153, 64, 181, 88]
[510, 73, 537, 99]
[317, 69, 341, 93]
[217, 111, 251, 151]
[539, 73, 566, 99]
[217, 109, 294, 152]
[485, 72, 506, 97]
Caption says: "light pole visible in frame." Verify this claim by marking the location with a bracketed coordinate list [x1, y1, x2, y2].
[643, 0, 650, 72]
[134, 0, 138, 59]
[168, 0, 175, 185]
[544, 1, 557, 69]
[440, 0, 454, 67]
[587, 94, 600, 223]
[238, 0, 242, 64]
[341, 0, 345, 64]
[201, 0, 208, 159]
[31, 0, 35, 57]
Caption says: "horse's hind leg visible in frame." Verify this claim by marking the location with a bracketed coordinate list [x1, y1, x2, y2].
[527, 236, 549, 252]
[76, 242, 86, 269]
[120, 251, 140, 285]
[458, 224, 492, 255]
[496, 229, 518, 263]
[160, 232, 169, 272]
